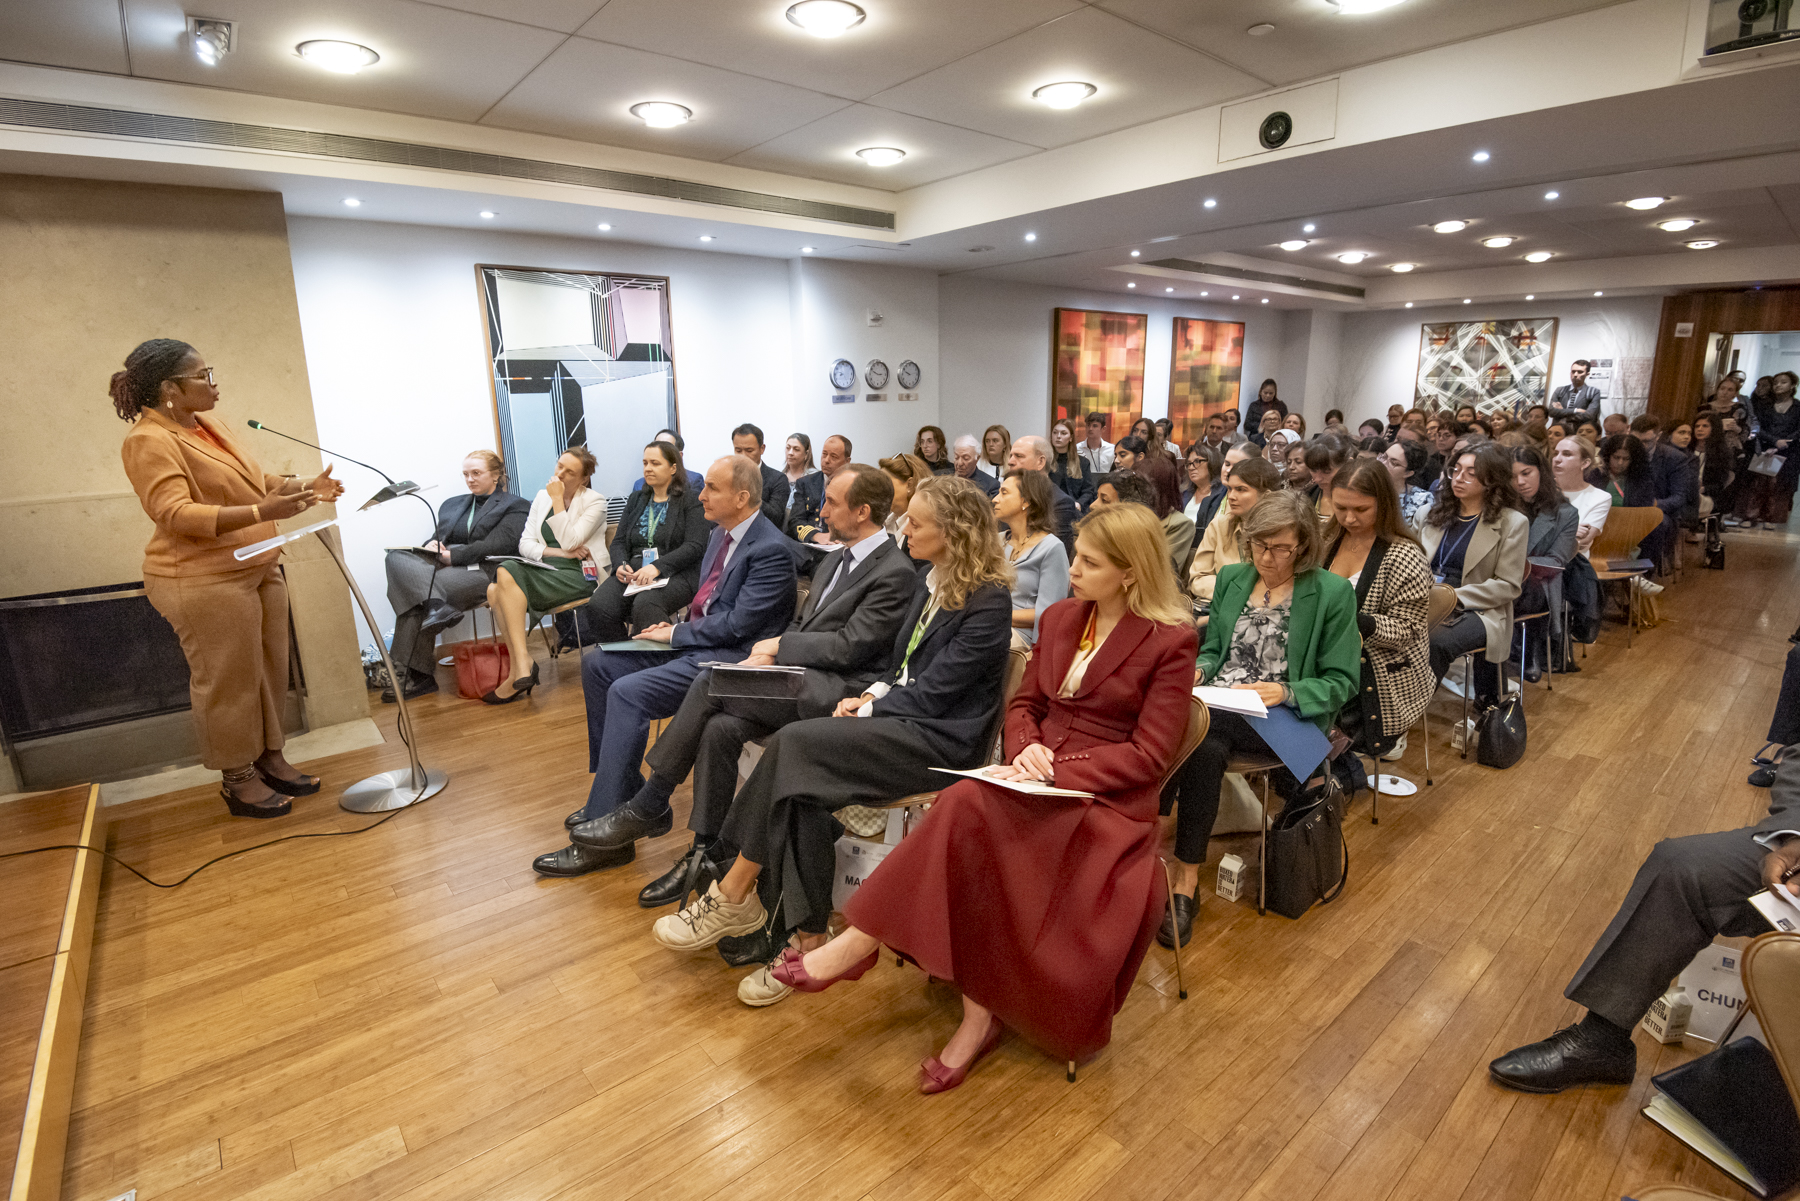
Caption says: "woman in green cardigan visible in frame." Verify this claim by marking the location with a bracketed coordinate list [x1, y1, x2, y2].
[1161, 489, 1361, 945]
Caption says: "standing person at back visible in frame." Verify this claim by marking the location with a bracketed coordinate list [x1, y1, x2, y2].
[1244, 378, 1287, 434]
[1547, 360, 1603, 428]
[732, 423, 791, 531]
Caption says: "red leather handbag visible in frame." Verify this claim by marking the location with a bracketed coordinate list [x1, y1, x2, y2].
[453, 636, 510, 700]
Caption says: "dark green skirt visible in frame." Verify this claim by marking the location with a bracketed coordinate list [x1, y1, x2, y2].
[499, 520, 596, 611]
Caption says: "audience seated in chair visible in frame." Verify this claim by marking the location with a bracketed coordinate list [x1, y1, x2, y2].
[566, 463, 920, 903]
[732, 422, 792, 532]
[997, 468, 1070, 647]
[792, 434, 852, 545]
[485, 446, 610, 703]
[1630, 415, 1695, 575]
[1182, 443, 1226, 540]
[1094, 470, 1190, 583]
[1510, 445, 1578, 682]
[742, 503, 1197, 1090]
[631, 428, 705, 493]
[646, 476, 1012, 1013]
[780, 432, 824, 539]
[1322, 460, 1434, 763]
[1005, 435, 1079, 553]
[949, 433, 1000, 498]
[1418, 443, 1529, 710]
[1115, 434, 1181, 518]
[1165, 490, 1361, 945]
[1489, 748, 1800, 1093]
[1383, 439, 1435, 532]
[382, 449, 528, 702]
[587, 440, 711, 644]
[530, 454, 801, 877]
[1187, 455, 1282, 603]
[1049, 418, 1097, 512]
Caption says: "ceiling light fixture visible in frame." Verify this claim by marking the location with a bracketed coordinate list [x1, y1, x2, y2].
[342, 197, 361, 208]
[1594, 290, 1604, 296]
[1624, 196, 1668, 210]
[1127, 282, 1136, 288]
[1525, 251, 1553, 263]
[1231, 295, 1240, 300]
[1390, 262, 1415, 273]
[1200, 291, 1209, 296]
[1687, 239, 1720, 249]
[1279, 239, 1309, 251]
[1544, 190, 1560, 200]
[1405, 302, 1414, 308]
[296, 39, 380, 73]
[699, 235, 714, 242]
[1481, 236, 1515, 248]
[855, 146, 906, 166]
[1129, 249, 1140, 257]
[1203, 198, 1217, 208]
[1432, 219, 1468, 233]
[597, 223, 612, 231]
[1032, 81, 1097, 109]
[1525, 294, 1535, 300]
[1248, 22, 1276, 35]
[801, 246, 815, 253]
[1165, 287, 1174, 292]
[1471, 150, 1490, 162]
[1024, 232, 1037, 242]
[1336, 251, 1369, 264]
[479, 210, 495, 219]
[1463, 298, 1472, 304]
[1303, 223, 1316, 233]
[785, 0, 866, 37]
[1658, 218, 1698, 232]
[190, 18, 231, 66]
[631, 101, 692, 128]
[1329, 0, 1408, 13]
[1261, 298, 1269, 303]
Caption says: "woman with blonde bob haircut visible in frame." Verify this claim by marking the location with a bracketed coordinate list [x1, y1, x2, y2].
[775, 496, 1200, 1090]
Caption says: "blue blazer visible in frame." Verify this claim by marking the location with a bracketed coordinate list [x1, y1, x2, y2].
[670, 512, 800, 651]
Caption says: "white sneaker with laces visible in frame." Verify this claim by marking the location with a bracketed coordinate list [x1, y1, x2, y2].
[737, 960, 793, 1007]
[652, 881, 767, 951]
[1380, 733, 1407, 762]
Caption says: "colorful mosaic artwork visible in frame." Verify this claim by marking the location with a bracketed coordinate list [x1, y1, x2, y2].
[1050, 308, 1148, 439]
[1167, 317, 1245, 448]
[1416, 318, 1559, 415]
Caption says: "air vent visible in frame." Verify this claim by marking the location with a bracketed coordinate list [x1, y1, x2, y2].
[1145, 257, 1365, 300]
[0, 97, 896, 231]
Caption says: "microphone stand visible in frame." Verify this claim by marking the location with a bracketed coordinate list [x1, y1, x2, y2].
[246, 419, 437, 525]
[234, 496, 448, 814]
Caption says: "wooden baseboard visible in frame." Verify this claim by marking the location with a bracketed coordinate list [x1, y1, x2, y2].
[9, 783, 103, 1201]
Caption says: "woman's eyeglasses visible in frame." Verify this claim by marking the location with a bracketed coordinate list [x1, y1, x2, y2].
[173, 368, 215, 386]
[1249, 540, 1297, 560]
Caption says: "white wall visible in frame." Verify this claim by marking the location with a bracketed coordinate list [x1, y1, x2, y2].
[937, 277, 1281, 448]
[1333, 295, 1665, 427]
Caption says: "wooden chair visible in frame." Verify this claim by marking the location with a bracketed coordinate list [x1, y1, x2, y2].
[1396, 583, 1461, 791]
[1588, 505, 1665, 648]
[875, 641, 1033, 822]
[1153, 697, 1211, 993]
[538, 597, 589, 659]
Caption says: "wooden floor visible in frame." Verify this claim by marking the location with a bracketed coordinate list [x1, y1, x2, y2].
[60, 526, 1800, 1201]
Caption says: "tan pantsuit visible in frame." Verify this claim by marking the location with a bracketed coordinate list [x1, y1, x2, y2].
[123, 406, 295, 770]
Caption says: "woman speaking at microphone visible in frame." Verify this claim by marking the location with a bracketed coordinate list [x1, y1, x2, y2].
[116, 339, 344, 818]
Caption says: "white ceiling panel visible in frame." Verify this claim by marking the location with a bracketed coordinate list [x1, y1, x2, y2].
[1093, 0, 1632, 88]
[865, 7, 1269, 149]
[119, 0, 567, 123]
[0, 0, 130, 74]
[725, 103, 1039, 188]
[481, 36, 853, 160]
[575, 0, 1083, 101]
[412, 0, 610, 36]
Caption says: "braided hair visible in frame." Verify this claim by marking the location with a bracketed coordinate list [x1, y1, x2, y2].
[110, 339, 196, 422]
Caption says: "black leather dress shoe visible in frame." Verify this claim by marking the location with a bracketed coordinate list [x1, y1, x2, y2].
[380, 672, 439, 703]
[570, 805, 673, 850]
[1156, 892, 1198, 949]
[531, 842, 635, 877]
[1488, 1024, 1636, 1093]
[717, 923, 784, 968]
[1522, 665, 1544, 684]
[638, 843, 722, 908]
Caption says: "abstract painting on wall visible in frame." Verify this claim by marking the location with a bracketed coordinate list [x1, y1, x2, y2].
[1050, 308, 1147, 439]
[477, 266, 678, 501]
[1167, 318, 1245, 447]
[1416, 318, 1558, 415]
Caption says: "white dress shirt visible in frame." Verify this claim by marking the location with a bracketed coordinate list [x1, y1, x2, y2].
[812, 529, 888, 610]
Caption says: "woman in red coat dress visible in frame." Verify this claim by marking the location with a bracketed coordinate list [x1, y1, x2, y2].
[771, 503, 1198, 1091]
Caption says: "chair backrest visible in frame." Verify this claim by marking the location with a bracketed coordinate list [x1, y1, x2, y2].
[1744, 931, 1800, 1113]
[980, 642, 1033, 765]
[1425, 583, 1459, 631]
[1588, 506, 1663, 567]
[1155, 697, 1211, 793]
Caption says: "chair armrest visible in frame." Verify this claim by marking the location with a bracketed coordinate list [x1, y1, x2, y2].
[880, 791, 938, 809]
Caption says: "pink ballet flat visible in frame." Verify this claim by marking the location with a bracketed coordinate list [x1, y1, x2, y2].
[919, 1016, 1004, 1095]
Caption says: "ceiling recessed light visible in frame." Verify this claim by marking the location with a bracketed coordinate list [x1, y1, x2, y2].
[1023, 232, 1036, 242]
[342, 197, 361, 208]
[699, 235, 714, 242]
[1032, 81, 1097, 109]
[1129, 249, 1140, 257]
[1231, 294, 1240, 300]
[1248, 22, 1276, 35]
[1463, 298, 1472, 304]
[1203, 198, 1217, 208]
[479, 211, 495, 219]
[297, 39, 379, 73]
[1525, 294, 1535, 300]
[785, 0, 866, 37]
[1658, 218, 1698, 232]
[1625, 196, 1668, 210]
[1166, 287, 1174, 292]
[1336, 251, 1369, 264]
[190, 19, 231, 66]
[1687, 239, 1720, 249]
[1201, 291, 1208, 296]
[1525, 251, 1554, 263]
[1471, 150, 1490, 162]
[1482, 236, 1515, 248]
[1302, 223, 1316, 233]
[1329, 0, 1408, 12]
[1390, 262, 1415, 273]
[597, 222, 612, 231]
[800, 246, 815, 253]
[631, 101, 692, 128]
[1279, 239, 1309, 251]
[1404, 302, 1414, 308]
[1594, 290, 1604, 296]
[1261, 298, 1269, 303]
[1127, 282, 1136, 288]
[1432, 219, 1468, 233]
[1544, 190, 1560, 200]
[856, 146, 906, 166]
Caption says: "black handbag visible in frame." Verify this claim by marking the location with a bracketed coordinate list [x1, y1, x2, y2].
[1264, 778, 1348, 920]
[1474, 662, 1527, 768]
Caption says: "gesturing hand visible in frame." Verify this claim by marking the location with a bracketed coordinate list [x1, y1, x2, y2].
[309, 463, 345, 503]
[256, 484, 314, 521]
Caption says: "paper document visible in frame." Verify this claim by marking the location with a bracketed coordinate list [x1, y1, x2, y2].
[385, 545, 438, 555]
[1194, 685, 1268, 717]
[930, 766, 1095, 799]
[623, 578, 671, 597]
[485, 554, 559, 571]
[1750, 884, 1800, 932]
[699, 662, 805, 673]
[598, 639, 680, 653]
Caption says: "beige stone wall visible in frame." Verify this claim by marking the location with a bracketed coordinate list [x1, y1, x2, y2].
[0, 173, 367, 747]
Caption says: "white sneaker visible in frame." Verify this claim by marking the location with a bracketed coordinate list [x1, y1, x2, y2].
[652, 881, 767, 951]
[1632, 576, 1665, 595]
[737, 960, 793, 1007]
[1380, 733, 1407, 762]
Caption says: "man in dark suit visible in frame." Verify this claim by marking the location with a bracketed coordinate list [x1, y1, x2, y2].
[1489, 748, 1800, 1093]
[532, 454, 800, 878]
[731, 422, 791, 532]
[1547, 360, 1605, 427]
[570, 463, 919, 904]
[1632, 414, 1695, 573]
[1008, 434, 1077, 552]
[382, 453, 529, 701]
[950, 434, 1000, 498]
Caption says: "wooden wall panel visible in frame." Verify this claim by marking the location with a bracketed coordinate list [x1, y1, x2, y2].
[1647, 287, 1800, 425]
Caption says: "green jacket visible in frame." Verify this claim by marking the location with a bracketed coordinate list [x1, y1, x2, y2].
[1198, 563, 1362, 734]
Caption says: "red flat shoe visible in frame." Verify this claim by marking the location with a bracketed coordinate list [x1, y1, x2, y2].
[769, 944, 878, 993]
[920, 1016, 1004, 1095]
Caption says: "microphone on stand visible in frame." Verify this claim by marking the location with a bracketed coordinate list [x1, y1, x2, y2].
[246, 420, 429, 515]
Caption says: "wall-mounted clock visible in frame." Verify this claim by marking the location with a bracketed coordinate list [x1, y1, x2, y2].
[896, 359, 921, 390]
[829, 358, 856, 390]
[864, 359, 890, 390]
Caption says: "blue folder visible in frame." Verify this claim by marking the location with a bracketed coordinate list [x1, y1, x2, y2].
[1246, 704, 1333, 782]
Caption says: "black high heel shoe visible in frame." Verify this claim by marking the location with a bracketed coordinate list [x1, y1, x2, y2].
[220, 784, 291, 819]
[510, 661, 541, 691]
[258, 767, 322, 796]
[481, 684, 529, 705]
